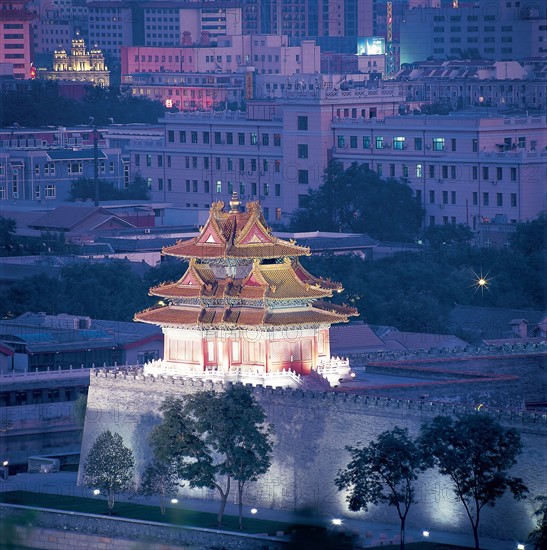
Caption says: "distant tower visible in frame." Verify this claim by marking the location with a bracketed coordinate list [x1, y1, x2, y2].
[135, 197, 357, 387]
[386, 1, 396, 77]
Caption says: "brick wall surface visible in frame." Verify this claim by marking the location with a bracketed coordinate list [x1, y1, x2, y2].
[78, 370, 547, 542]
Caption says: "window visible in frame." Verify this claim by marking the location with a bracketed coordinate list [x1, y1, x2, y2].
[450, 166, 456, 179]
[432, 138, 445, 151]
[297, 116, 308, 130]
[511, 193, 517, 207]
[216, 180, 222, 193]
[416, 164, 423, 178]
[298, 144, 308, 158]
[298, 170, 309, 184]
[429, 165, 435, 178]
[482, 167, 489, 180]
[472, 138, 478, 152]
[442, 190, 448, 204]
[414, 137, 422, 151]
[274, 134, 281, 146]
[263, 183, 269, 196]
[510, 167, 517, 181]
[350, 136, 358, 149]
[473, 166, 478, 180]
[393, 137, 405, 150]
[215, 157, 221, 170]
[214, 132, 221, 144]
[191, 131, 198, 143]
[442, 165, 448, 179]
[203, 132, 210, 144]
[192, 157, 197, 169]
[389, 164, 395, 177]
[363, 136, 371, 149]
[179, 131, 186, 143]
[483, 192, 489, 206]
[158, 178, 163, 191]
[377, 163, 382, 177]
[185, 179, 190, 192]
[497, 193, 503, 206]
[146, 154, 152, 167]
[135, 155, 140, 167]
[451, 138, 457, 152]
[228, 182, 233, 194]
[193, 180, 198, 192]
[375, 136, 384, 149]
[250, 132, 258, 145]
[518, 136, 526, 149]
[168, 130, 174, 142]
[157, 155, 163, 167]
[275, 184, 281, 197]
[167, 179, 172, 191]
[204, 180, 210, 193]
[451, 191, 456, 204]
[429, 190, 435, 204]
[473, 192, 478, 205]
[204, 157, 210, 170]
[226, 132, 233, 145]
[402, 164, 409, 178]
[262, 133, 269, 146]
[338, 136, 346, 148]
[45, 184, 56, 198]
[496, 167, 503, 181]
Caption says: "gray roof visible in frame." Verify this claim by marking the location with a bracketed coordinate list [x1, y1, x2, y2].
[448, 305, 546, 343]
[46, 149, 107, 161]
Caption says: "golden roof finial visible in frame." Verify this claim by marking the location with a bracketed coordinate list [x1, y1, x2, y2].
[229, 191, 241, 214]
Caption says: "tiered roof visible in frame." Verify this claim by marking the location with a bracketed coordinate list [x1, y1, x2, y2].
[135, 198, 357, 329]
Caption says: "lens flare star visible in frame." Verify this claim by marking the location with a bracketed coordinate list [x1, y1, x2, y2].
[470, 269, 493, 298]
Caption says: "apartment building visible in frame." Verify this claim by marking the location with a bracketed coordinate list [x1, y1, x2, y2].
[0, 0, 34, 79]
[129, 87, 403, 223]
[330, 114, 546, 227]
[400, 0, 547, 64]
[0, 127, 129, 202]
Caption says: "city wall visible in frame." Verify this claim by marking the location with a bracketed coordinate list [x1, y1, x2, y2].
[78, 370, 547, 542]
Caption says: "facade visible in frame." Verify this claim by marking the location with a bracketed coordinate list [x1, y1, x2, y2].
[0, 127, 129, 203]
[130, 86, 404, 222]
[37, 33, 109, 86]
[135, 196, 356, 387]
[330, 113, 547, 227]
[400, 0, 547, 64]
[0, 0, 34, 79]
[396, 59, 547, 110]
[32, 0, 88, 54]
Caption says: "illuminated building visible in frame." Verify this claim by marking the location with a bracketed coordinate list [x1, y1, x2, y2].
[0, 0, 34, 79]
[37, 32, 109, 87]
[135, 195, 357, 387]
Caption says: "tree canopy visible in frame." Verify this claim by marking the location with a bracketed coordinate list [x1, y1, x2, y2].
[149, 386, 273, 528]
[336, 427, 429, 550]
[68, 174, 150, 202]
[83, 430, 135, 514]
[291, 161, 424, 242]
[420, 415, 528, 549]
[139, 460, 181, 516]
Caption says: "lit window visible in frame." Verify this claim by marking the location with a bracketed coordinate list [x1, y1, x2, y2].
[432, 138, 445, 151]
[393, 137, 405, 150]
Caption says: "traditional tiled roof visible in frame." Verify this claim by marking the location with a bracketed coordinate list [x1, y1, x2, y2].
[150, 258, 334, 302]
[162, 200, 310, 259]
[135, 302, 355, 328]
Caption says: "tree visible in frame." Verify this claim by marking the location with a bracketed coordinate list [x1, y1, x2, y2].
[83, 430, 135, 514]
[528, 496, 547, 550]
[68, 174, 150, 202]
[335, 427, 430, 550]
[509, 213, 547, 257]
[291, 161, 424, 242]
[139, 460, 181, 516]
[0, 217, 19, 256]
[149, 386, 274, 528]
[422, 223, 475, 248]
[420, 415, 528, 549]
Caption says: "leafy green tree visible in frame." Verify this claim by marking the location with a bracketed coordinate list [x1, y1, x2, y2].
[83, 430, 135, 514]
[335, 427, 430, 550]
[139, 460, 181, 516]
[150, 386, 274, 528]
[291, 161, 424, 242]
[528, 496, 547, 550]
[68, 174, 150, 202]
[420, 415, 528, 550]
[509, 213, 546, 257]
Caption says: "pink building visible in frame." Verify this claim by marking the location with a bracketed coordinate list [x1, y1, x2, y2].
[0, 0, 34, 79]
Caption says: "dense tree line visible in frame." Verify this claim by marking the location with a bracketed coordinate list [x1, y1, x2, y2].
[1, 82, 169, 127]
[68, 174, 150, 202]
[1, 215, 544, 330]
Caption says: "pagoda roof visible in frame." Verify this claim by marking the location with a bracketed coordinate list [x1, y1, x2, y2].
[150, 258, 335, 302]
[134, 301, 357, 329]
[162, 199, 310, 260]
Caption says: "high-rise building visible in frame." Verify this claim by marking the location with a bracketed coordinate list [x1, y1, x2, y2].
[0, 0, 34, 79]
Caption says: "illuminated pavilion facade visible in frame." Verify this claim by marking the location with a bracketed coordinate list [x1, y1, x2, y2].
[135, 196, 357, 387]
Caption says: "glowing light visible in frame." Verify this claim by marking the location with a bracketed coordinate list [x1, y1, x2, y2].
[477, 403, 485, 411]
[165, 99, 173, 108]
[93, 489, 100, 495]
[170, 498, 178, 504]
[517, 545, 525, 550]
[250, 508, 258, 515]
[2, 460, 8, 467]
[332, 518, 343, 526]
[423, 530, 430, 537]
[470, 269, 494, 298]
[350, 372, 356, 378]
